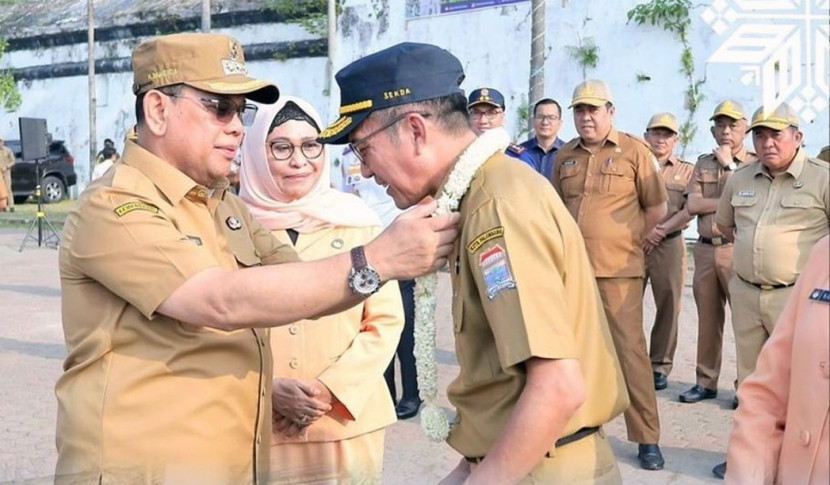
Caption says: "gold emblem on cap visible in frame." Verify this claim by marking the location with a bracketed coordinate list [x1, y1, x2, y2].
[481, 88, 489, 96]
[721, 100, 734, 113]
[229, 39, 241, 61]
[580, 85, 596, 97]
[660, 114, 673, 124]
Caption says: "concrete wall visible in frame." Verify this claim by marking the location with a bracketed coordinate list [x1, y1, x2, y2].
[2, 0, 828, 197]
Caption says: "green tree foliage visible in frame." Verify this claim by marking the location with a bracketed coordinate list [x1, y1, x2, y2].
[0, 39, 22, 111]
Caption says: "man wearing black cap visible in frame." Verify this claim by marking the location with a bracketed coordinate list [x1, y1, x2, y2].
[54, 33, 457, 484]
[467, 87, 527, 160]
[320, 42, 627, 484]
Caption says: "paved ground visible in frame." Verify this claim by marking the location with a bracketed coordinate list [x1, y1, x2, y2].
[0, 226, 737, 484]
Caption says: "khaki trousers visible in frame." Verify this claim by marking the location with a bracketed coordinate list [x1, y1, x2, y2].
[2, 169, 12, 208]
[468, 430, 622, 484]
[729, 276, 793, 385]
[268, 429, 384, 484]
[691, 242, 734, 389]
[644, 235, 686, 376]
[596, 277, 660, 444]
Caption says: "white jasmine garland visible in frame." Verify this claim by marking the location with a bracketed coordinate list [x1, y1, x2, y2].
[414, 127, 510, 441]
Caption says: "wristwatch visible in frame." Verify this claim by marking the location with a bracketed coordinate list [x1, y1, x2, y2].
[348, 246, 381, 296]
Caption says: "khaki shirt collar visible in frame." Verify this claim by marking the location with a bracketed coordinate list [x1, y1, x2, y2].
[753, 148, 807, 180]
[662, 154, 679, 167]
[122, 140, 210, 206]
[732, 146, 752, 164]
[577, 127, 619, 151]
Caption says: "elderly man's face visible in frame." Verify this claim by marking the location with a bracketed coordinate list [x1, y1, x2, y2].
[710, 116, 748, 152]
[468, 105, 504, 135]
[350, 112, 431, 209]
[644, 127, 678, 160]
[753, 126, 803, 173]
[162, 86, 247, 186]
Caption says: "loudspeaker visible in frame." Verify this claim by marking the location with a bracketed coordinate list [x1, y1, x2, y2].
[19, 118, 49, 161]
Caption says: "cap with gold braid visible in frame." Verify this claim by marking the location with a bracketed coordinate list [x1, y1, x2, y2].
[467, 87, 505, 109]
[131, 33, 279, 104]
[709, 99, 746, 121]
[749, 103, 799, 131]
[646, 112, 679, 133]
[319, 42, 466, 145]
[569, 79, 613, 108]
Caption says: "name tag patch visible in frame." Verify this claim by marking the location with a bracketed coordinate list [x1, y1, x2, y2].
[467, 226, 504, 253]
[562, 159, 577, 167]
[738, 190, 755, 197]
[810, 288, 830, 303]
[114, 201, 159, 217]
[479, 244, 517, 300]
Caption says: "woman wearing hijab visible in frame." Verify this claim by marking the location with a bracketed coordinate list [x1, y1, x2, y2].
[239, 95, 404, 484]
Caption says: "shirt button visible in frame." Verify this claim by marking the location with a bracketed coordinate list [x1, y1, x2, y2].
[800, 430, 811, 446]
[289, 359, 299, 369]
[289, 325, 299, 335]
[197, 190, 207, 198]
[820, 361, 829, 379]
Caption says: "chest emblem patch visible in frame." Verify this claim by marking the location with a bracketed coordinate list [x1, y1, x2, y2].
[226, 216, 242, 231]
[479, 244, 517, 300]
[809, 288, 830, 303]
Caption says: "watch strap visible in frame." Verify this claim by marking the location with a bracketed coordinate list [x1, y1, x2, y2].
[350, 245, 368, 269]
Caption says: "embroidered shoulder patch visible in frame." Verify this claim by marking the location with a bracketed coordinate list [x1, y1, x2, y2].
[479, 244, 517, 300]
[467, 226, 504, 253]
[114, 201, 159, 217]
[809, 288, 830, 303]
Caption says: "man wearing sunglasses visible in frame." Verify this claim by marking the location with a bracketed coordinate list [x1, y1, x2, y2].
[55, 33, 458, 484]
[320, 42, 627, 485]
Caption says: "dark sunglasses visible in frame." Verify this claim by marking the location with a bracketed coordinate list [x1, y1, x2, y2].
[168, 94, 258, 126]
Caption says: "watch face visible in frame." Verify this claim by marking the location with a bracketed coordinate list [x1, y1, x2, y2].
[352, 267, 380, 294]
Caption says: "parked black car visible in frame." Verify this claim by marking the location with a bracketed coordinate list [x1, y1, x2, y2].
[6, 139, 77, 203]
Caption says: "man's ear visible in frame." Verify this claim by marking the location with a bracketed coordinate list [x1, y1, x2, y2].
[406, 113, 429, 155]
[143, 91, 171, 136]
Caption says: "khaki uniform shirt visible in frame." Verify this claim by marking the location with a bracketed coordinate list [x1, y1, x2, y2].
[552, 129, 668, 277]
[716, 149, 830, 285]
[0, 145, 14, 172]
[269, 226, 401, 445]
[686, 147, 756, 239]
[56, 140, 299, 484]
[660, 156, 694, 226]
[446, 153, 628, 458]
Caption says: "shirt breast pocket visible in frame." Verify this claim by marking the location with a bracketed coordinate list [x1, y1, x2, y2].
[600, 163, 632, 194]
[697, 170, 719, 198]
[229, 234, 263, 267]
[731, 195, 758, 228]
[778, 194, 820, 225]
[558, 163, 584, 199]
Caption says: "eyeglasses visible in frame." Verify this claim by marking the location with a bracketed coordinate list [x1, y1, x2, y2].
[268, 140, 324, 161]
[168, 94, 258, 127]
[469, 109, 503, 121]
[349, 111, 431, 163]
[534, 115, 560, 122]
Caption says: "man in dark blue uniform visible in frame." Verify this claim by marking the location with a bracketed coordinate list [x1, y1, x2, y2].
[518, 98, 565, 180]
[467, 87, 526, 159]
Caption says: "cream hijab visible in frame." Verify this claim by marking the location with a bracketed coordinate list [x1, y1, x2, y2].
[239, 95, 380, 232]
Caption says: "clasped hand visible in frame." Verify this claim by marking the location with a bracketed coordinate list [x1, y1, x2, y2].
[271, 378, 332, 437]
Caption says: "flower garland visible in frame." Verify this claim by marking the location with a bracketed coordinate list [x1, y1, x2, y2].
[413, 127, 511, 441]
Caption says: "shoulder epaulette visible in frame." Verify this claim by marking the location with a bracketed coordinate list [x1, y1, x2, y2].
[505, 143, 526, 155]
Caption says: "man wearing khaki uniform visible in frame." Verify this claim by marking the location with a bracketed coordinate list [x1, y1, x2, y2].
[320, 43, 628, 484]
[0, 136, 15, 211]
[717, 103, 829, 387]
[553, 80, 668, 470]
[55, 33, 457, 484]
[713, 102, 829, 479]
[680, 100, 756, 406]
[642, 113, 694, 391]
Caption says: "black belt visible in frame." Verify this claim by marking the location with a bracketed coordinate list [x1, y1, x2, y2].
[698, 236, 727, 246]
[664, 230, 683, 240]
[465, 426, 600, 463]
[737, 274, 795, 291]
